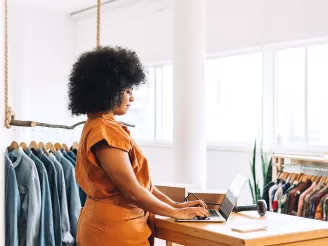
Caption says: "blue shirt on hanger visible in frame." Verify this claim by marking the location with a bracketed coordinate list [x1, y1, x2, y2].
[25, 148, 55, 246]
[48, 152, 75, 244]
[33, 148, 62, 246]
[55, 150, 81, 241]
[61, 148, 76, 167]
[7, 147, 41, 246]
[67, 150, 76, 162]
[5, 153, 20, 246]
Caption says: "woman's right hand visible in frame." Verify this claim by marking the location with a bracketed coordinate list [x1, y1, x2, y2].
[173, 207, 210, 220]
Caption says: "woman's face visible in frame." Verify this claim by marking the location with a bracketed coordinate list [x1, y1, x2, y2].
[113, 88, 134, 115]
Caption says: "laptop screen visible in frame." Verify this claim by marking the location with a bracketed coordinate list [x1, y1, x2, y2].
[219, 174, 247, 220]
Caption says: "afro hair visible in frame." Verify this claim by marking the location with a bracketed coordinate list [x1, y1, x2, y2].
[68, 46, 146, 116]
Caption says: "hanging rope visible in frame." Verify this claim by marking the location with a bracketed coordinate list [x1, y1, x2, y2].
[4, 0, 14, 129]
[97, 0, 101, 48]
[2, 0, 134, 129]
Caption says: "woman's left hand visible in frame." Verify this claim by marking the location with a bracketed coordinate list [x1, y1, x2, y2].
[173, 200, 207, 209]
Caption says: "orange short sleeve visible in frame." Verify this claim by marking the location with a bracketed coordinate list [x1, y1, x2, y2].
[86, 120, 132, 152]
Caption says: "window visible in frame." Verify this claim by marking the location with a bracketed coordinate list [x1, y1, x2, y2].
[121, 52, 262, 144]
[118, 39, 328, 150]
[276, 43, 328, 147]
[206, 52, 262, 144]
[117, 65, 173, 141]
[276, 48, 305, 145]
[308, 44, 328, 146]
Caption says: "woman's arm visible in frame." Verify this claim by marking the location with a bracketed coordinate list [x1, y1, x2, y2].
[92, 141, 209, 219]
[152, 185, 207, 209]
[151, 186, 176, 207]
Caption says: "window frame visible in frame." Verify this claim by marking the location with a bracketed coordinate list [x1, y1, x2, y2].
[138, 47, 263, 150]
[271, 37, 328, 154]
[206, 47, 263, 148]
[137, 38, 328, 153]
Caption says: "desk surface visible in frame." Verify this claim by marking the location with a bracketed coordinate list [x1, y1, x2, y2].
[155, 212, 328, 246]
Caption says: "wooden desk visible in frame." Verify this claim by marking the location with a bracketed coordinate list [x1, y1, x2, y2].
[155, 211, 328, 246]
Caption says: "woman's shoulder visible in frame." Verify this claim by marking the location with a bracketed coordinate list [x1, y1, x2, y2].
[84, 116, 132, 152]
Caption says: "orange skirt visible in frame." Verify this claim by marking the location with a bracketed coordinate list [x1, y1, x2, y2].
[76, 198, 152, 246]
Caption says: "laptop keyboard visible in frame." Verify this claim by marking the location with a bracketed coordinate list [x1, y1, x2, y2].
[196, 210, 222, 220]
[209, 210, 221, 218]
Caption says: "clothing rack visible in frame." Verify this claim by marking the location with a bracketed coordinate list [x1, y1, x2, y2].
[7, 115, 135, 129]
[282, 164, 328, 177]
[272, 154, 328, 180]
[5, 140, 84, 245]
[267, 154, 328, 222]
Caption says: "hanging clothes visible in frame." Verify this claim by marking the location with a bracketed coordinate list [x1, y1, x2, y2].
[290, 179, 312, 216]
[5, 141, 85, 246]
[55, 150, 81, 240]
[303, 183, 325, 218]
[68, 151, 76, 162]
[6, 147, 41, 246]
[32, 148, 62, 246]
[297, 181, 317, 217]
[62, 148, 75, 167]
[47, 152, 75, 245]
[262, 181, 276, 210]
[262, 173, 328, 222]
[5, 154, 20, 246]
[25, 148, 55, 246]
[323, 197, 328, 221]
[62, 148, 87, 207]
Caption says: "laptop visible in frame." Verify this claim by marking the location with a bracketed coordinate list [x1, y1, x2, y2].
[176, 174, 247, 222]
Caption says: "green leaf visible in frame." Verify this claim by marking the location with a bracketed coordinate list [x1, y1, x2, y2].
[261, 148, 266, 182]
[250, 161, 255, 183]
[248, 179, 255, 204]
[252, 141, 257, 198]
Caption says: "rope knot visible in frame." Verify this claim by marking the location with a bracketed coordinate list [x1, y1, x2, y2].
[5, 107, 14, 129]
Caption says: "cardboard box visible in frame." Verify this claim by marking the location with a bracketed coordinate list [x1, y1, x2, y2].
[154, 183, 226, 210]
[185, 189, 226, 210]
[154, 183, 201, 203]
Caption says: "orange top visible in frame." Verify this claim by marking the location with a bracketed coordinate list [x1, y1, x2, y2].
[76, 113, 153, 205]
[75, 113, 155, 246]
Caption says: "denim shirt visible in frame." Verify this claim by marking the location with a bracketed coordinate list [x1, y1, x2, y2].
[62, 149, 76, 167]
[5, 154, 20, 246]
[25, 148, 55, 246]
[7, 147, 41, 246]
[48, 153, 75, 244]
[33, 149, 62, 246]
[55, 151, 81, 240]
[61, 149, 87, 207]
[67, 151, 76, 162]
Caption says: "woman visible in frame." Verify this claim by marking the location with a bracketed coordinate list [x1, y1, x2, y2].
[68, 46, 209, 246]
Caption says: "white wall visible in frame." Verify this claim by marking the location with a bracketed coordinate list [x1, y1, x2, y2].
[73, 0, 328, 61]
[6, 2, 80, 145]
